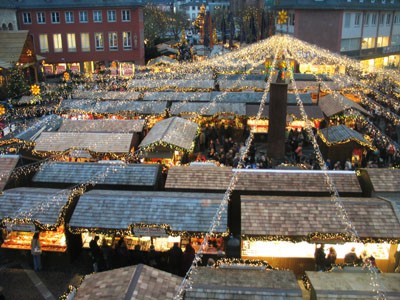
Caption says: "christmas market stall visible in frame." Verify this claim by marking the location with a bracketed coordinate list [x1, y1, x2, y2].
[240, 194, 400, 275]
[0, 155, 19, 193]
[317, 124, 375, 166]
[127, 78, 214, 92]
[318, 93, 371, 120]
[217, 74, 267, 91]
[0, 187, 80, 256]
[138, 117, 198, 165]
[142, 91, 211, 103]
[73, 91, 141, 101]
[68, 190, 228, 256]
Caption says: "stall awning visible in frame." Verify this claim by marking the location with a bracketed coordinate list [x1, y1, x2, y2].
[143, 91, 211, 102]
[319, 93, 371, 117]
[170, 102, 246, 116]
[34, 132, 134, 153]
[241, 195, 400, 240]
[68, 190, 228, 234]
[0, 155, 19, 192]
[139, 117, 198, 151]
[58, 119, 146, 133]
[318, 125, 374, 149]
[0, 187, 71, 227]
[246, 104, 324, 119]
[32, 162, 161, 188]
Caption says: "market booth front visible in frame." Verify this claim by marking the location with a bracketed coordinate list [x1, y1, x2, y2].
[0, 187, 80, 259]
[68, 190, 228, 265]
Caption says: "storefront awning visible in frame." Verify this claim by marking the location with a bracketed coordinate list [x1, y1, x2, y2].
[58, 119, 146, 133]
[0, 155, 19, 192]
[68, 190, 228, 234]
[32, 162, 161, 188]
[241, 195, 400, 241]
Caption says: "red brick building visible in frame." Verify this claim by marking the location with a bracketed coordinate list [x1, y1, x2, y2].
[16, 0, 145, 75]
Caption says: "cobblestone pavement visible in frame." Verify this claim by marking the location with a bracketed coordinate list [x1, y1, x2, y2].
[0, 248, 92, 300]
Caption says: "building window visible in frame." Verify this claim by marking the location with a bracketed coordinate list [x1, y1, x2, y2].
[79, 11, 88, 23]
[95, 32, 104, 50]
[355, 13, 361, 26]
[363, 13, 369, 26]
[340, 38, 361, 51]
[51, 12, 60, 24]
[108, 32, 118, 50]
[361, 37, 375, 49]
[344, 13, 351, 28]
[23, 12, 32, 24]
[288, 13, 295, 26]
[371, 13, 377, 26]
[122, 10, 131, 22]
[395, 14, 400, 24]
[391, 35, 400, 46]
[377, 36, 389, 47]
[39, 34, 49, 52]
[379, 14, 385, 25]
[37, 12, 46, 24]
[53, 33, 63, 52]
[67, 33, 76, 52]
[386, 13, 391, 25]
[81, 33, 90, 51]
[93, 11, 102, 23]
[65, 11, 74, 23]
[123, 31, 132, 49]
[107, 10, 116, 22]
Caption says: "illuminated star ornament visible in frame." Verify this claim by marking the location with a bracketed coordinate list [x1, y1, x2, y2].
[30, 84, 41, 96]
[63, 72, 70, 81]
[277, 10, 288, 25]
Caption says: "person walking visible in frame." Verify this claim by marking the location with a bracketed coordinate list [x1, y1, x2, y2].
[30, 232, 42, 272]
[168, 242, 183, 276]
[314, 244, 326, 271]
[89, 236, 101, 272]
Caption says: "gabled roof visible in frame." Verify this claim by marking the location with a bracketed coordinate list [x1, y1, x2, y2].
[0, 155, 19, 192]
[170, 102, 246, 116]
[74, 264, 181, 300]
[186, 268, 302, 299]
[58, 119, 145, 133]
[246, 104, 324, 119]
[68, 190, 228, 234]
[0, 31, 29, 68]
[142, 92, 211, 102]
[34, 132, 134, 153]
[72, 91, 141, 100]
[241, 195, 400, 240]
[319, 93, 370, 117]
[139, 117, 198, 151]
[127, 79, 214, 91]
[14, 114, 63, 141]
[318, 125, 373, 149]
[32, 162, 160, 187]
[364, 168, 400, 193]
[0, 187, 71, 226]
[166, 167, 362, 195]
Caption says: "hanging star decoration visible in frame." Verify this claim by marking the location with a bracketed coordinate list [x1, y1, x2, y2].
[277, 10, 288, 25]
[63, 72, 70, 82]
[30, 84, 41, 96]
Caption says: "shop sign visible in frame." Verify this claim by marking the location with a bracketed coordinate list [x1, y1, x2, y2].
[132, 226, 168, 237]
[5, 222, 36, 232]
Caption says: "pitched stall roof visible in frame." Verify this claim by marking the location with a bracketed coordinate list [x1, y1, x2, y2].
[211, 92, 312, 104]
[364, 169, 400, 193]
[241, 195, 400, 240]
[0, 155, 19, 192]
[318, 125, 374, 149]
[58, 119, 145, 133]
[166, 167, 362, 195]
[142, 92, 211, 102]
[246, 104, 324, 119]
[74, 264, 181, 300]
[186, 268, 302, 300]
[32, 162, 160, 187]
[68, 190, 228, 234]
[73, 91, 141, 100]
[139, 117, 198, 151]
[14, 114, 63, 141]
[306, 272, 400, 300]
[170, 102, 246, 116]
[0, 31, 32, 68]
[127, 79, 214, 91]
[0, 187, 71, 226]
[319, 93, 370, 117]
[34, 132, 134, 153]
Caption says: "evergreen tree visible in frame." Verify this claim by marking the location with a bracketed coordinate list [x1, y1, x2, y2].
[6, 65, 29, 99]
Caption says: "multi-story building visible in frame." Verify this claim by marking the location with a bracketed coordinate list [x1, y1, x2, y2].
[230, 0, 264, 15]
[0, 1, 18, 31]
[175, 0, 229, 21]
[14, 0, 145, 76]
[272, 0, 400, 71]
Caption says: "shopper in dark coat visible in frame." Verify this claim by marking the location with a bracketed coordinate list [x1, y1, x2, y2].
[181, 243, 195, 276]
[168, 242, 183, 276]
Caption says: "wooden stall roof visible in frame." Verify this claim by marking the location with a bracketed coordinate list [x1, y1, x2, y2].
[246, 104, 324, 119]
[17, 95, 35, 105]
[318, 125, 373, 148]
[306, 272, 400, 300]
[58, 99, 94, 111]
[363, 168, 400, 193]
[241, 195, 400, 239]
[0, 155, 19, 192]
[74, 264, 181, 300]
[127, 79, 214, 90]
[218, 79, 268, 91]
[58, 119, 145, 133]
[34, 132, 134, 153]
[170, 102, 246, 116]
[0, 187, 71, 225]
[91, 100, 167, 114]
[32, 162, 160, 187]
[212, 92, 312, 104]
[15, 114, 63, 141]
[139, 117, 198, 151]
[319, 93, 370, 117]
[142, 91, 211, 102]
[166, 167, 362, 194]
[186, 268, 302, 300]
[0, 30, 29, 67]
[68, 190, 228, 233]
[72, 91, 141, 100]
